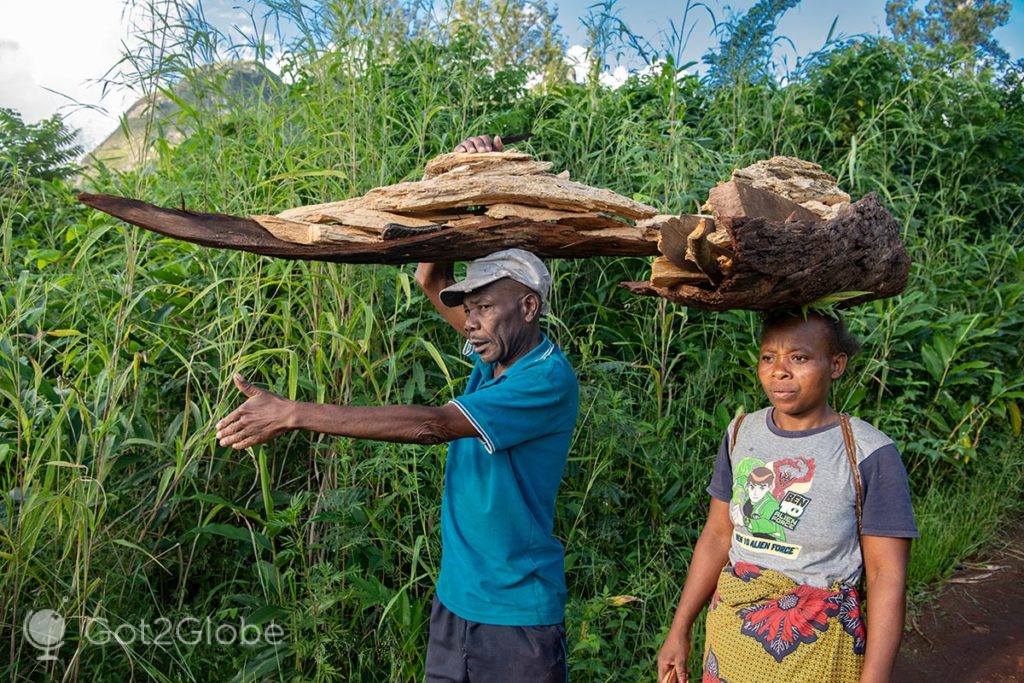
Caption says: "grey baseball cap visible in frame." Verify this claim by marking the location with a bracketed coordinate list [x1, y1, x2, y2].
[439, 248, 551, 314]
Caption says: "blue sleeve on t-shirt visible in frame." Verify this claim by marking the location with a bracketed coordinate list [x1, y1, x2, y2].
[451, 363, 578, 454]
[859, 444, 919, 538]
[707, 433, 732, 502]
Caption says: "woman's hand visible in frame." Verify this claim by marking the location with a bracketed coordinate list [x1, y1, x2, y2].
[657, 628, 691, 682]
[656, 500, 733, 683]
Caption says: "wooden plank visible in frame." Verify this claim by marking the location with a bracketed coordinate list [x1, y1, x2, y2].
[77, 193, 661, 263]
[704, 180, 820, 222]
[436, 160, 555, 178]
[358, 174, 658, 219]
[279, 205, 438, 233]
[277, 197, 365, 221]
[423, 151, 535, 178]
[485, 203, 584, 221]
[483, 204, 630, 232]
[316, 225, 383, 244]
[650, 256, 709, 287]
[251, 215, 318, 244]
[656, 214, 705, 268]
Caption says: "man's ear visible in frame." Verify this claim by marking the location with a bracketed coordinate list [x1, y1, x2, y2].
[830, 352, 848, 379]
[520, 293, 541, 323]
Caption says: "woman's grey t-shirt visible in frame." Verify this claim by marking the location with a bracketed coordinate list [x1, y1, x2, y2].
[708, 408, 919, 588]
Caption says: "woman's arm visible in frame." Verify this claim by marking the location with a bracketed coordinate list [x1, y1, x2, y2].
[657, 498, 734, 683]
[860, 535, 912, 683]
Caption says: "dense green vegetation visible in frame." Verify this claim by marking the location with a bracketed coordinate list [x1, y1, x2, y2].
[2, 1, 1022, 680]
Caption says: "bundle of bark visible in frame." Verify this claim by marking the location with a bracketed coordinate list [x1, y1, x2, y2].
[78, 150, 909, 310]
[78, 150, 667, 264]
[621, 157, 910, 310]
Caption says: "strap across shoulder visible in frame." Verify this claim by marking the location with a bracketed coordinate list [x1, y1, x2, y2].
[729, 412, 747, 456]
[839, 413, 864, 536]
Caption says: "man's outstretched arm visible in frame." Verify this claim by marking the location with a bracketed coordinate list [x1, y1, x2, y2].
[215, 374, 478, 450]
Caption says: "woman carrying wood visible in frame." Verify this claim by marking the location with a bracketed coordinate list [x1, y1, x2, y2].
[657, 310, 918, 683]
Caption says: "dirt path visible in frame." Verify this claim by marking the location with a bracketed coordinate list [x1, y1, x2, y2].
[895, 530, 1024, 682]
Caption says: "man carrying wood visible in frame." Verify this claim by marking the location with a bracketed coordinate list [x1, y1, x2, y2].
[216, 136, 578, 683]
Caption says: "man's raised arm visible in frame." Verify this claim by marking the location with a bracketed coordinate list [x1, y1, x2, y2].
[414, 261, 467, 335]
[413, 134, 503, 336]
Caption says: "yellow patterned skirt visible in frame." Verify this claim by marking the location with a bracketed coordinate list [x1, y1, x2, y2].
[702, 563, 865, 683]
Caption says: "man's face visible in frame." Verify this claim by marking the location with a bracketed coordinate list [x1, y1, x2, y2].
[757, 317, 847, 418]
[461, 279, 539, 365]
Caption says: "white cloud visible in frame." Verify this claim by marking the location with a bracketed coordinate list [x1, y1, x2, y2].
[0, 0, 291, 151]
[0, 40, 54, 120]
[564, 44, 672, 88]
[0, 0, 138, 150]
[566, 44, 590, 82]
[599, 64, 630, 88]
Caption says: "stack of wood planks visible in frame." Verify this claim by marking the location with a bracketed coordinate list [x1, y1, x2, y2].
[250, 150, 667, 249]
[79, 150, 676, 263]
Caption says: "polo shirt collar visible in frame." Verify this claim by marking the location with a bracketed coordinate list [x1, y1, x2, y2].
[469, 334, 555, 383]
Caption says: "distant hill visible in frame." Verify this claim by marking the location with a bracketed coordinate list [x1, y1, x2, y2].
[84, 61, 281, 173]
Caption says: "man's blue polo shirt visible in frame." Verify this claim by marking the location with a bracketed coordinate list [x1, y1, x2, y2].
[436, 333, 579, 626]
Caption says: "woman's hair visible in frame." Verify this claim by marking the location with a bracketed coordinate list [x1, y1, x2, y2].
[759, 308, 862, 357]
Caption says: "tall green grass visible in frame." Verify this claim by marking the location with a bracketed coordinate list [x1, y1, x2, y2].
[1, 2, 1023, 680]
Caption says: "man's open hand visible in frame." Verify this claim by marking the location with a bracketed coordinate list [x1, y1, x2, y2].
[454, 134, 503, 153]
[216, 373, 295, 450]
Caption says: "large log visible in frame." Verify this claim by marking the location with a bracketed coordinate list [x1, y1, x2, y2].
[622, 194, 909, 310]
[77, 193, 663, 263]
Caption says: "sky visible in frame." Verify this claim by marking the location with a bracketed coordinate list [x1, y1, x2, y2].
[554, 0, 1024, 65]
[1, 0, 1023, 151]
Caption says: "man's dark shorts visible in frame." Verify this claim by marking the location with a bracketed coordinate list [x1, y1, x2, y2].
[425, 596, 568, 682]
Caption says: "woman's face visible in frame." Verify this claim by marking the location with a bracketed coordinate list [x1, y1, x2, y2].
[757, 317, 847, 418]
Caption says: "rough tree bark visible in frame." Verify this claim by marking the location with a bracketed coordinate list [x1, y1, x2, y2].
[622, 194, 910, 310]
[76, 193, 662, 264]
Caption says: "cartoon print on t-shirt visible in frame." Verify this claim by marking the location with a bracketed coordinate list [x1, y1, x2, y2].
[771, 457, 816, 498]
[772, 491, 811, 531]
[729, 456, 816, 543]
